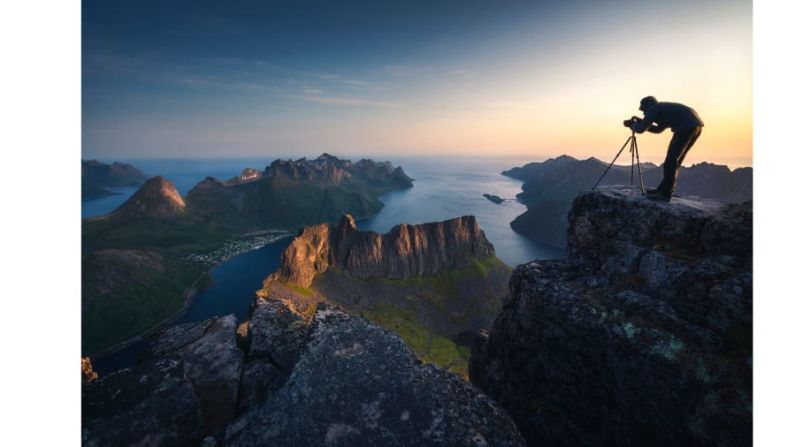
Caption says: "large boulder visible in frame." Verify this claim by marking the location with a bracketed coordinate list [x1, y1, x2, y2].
[247, 298, 309, 368]
[236, 299, 310, 413]
[225, 304, 526, 446]
[150, 314, 245, 435]
[83, 314, 245, 445]
[82, 358, 204, 446]
[471, 186, 752, 446]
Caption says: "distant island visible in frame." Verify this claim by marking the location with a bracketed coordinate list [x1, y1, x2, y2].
[483, 193, 505, 204]
[82, 154, 413, 355]
[503, 155, 753, 247]
[82, 159, 146, 199]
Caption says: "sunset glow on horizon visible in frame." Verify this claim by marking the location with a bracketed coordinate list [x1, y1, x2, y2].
[83, 0, 751, 167]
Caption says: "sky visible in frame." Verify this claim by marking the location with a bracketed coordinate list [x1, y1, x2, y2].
[83, 0, 752, 167]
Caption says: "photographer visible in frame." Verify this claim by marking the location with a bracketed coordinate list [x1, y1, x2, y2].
[627, 96, 704, 201]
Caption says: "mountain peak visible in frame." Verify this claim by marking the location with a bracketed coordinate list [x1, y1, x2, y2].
[112, 176, 186, 219]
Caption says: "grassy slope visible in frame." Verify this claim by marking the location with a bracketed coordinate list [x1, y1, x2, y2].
[308, 255, 511, 379]
[82, 255, 206, 354]
[362, 303, 473, 378]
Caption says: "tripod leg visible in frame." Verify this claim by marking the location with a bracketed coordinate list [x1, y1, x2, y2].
[634, 136, 646, 192]
[592, 135, 633, 190]
[630, 142, 635, 187]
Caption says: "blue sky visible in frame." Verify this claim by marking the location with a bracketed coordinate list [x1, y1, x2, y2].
[83, 0, 751, 165]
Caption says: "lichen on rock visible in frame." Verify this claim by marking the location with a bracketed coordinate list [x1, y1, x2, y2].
[470, 186, 752, 446]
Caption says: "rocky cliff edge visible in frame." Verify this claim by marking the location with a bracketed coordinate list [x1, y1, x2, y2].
[470, 186, 752, 446]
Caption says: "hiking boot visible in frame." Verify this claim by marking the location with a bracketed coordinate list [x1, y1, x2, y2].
[645, 191, 672, 202]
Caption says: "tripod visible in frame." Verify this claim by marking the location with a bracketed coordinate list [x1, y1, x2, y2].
[592, 131, 646, 193]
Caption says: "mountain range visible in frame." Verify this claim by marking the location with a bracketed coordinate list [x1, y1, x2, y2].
[502, 155, 753, 247]
[82, 186, 751, 446]
[82, 154, 413, 354]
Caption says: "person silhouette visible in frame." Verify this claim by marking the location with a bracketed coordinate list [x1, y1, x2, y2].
[630, 96, 704, 201]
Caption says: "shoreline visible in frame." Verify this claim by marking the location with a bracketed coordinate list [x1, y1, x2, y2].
[87, 272, 207, 361]
[85, 206, 402, 362]
[86, 232, 293, 361]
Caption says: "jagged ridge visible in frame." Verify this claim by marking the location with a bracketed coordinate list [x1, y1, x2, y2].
[271, 214, 495, 287]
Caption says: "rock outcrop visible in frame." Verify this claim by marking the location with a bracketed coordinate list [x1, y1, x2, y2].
[271, 214, 495, 287]
[470, 186, 752, 446]
[82, 357, 205, 446]
[81, 357, 98, 383]
[111, 176, 186, 220]
[84, 301, 526, 446]
[225, 304, 525, 446]
[238, 167, 262, 183]
[503, 155, 753, 247]
[150, 315, 244, 435]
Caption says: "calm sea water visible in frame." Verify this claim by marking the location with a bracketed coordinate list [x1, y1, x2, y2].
[87, 156, 564, 374]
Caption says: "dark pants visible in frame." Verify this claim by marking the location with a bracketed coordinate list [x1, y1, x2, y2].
[656, 126, 702, 196]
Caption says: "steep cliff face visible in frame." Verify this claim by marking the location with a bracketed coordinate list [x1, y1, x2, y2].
[83, 302, 526, 446]
[261, 214, 508, 378]
[273, 214, 495, 287]
[470, 186, 751, 446]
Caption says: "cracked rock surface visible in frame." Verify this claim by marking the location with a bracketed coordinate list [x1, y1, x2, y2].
[225, 304, 525, 447]
[470, 186, 752, 446]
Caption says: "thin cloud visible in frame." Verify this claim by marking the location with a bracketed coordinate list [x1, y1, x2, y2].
[299, 95, 403, 108]
[340, 79, 371, 86]
[384, 64, 431, 77]
[449, 68, 479, 79]
[487, 100, 530, 109]
[172, 76, 270, 91]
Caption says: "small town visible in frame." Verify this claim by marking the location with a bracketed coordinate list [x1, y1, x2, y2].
[184, 230, 293, 267]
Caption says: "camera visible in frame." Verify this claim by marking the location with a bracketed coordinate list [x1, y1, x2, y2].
[623, 116, 641, 128]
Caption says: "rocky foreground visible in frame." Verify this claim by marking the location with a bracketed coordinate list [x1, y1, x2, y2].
[470, 186, 752, 446]
[83, 299, 525, 446]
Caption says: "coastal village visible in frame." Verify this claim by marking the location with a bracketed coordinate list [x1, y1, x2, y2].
[184, 230, 292, 267]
